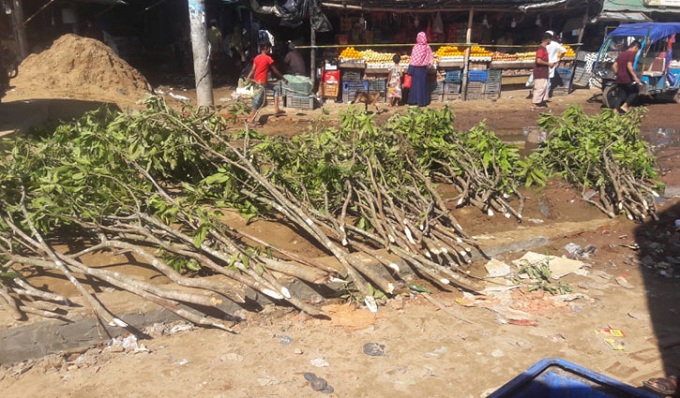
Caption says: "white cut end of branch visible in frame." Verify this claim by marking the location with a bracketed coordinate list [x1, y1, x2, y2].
[425, 251, 432, 258]
[305, 218, 314, 226]
[618, 202, 623, 210]
[280, 287, 291, 299]
[441, 247, 448, 254]
[459, 250, 467, 256]
[110, 318, 128, 327]
[330, 277, 345, 283]
[651, 190, 659, 197]
[419, 223, 424, 231]
[339, 226, 345, 232]
[387, 283, 395, 294]
[465, 247, 471, 253]
[440, 278, 450, 285]
[503, 193, 510, 199]
[518, 214, 523, 219]
[263, 289, 284, 299]
[457, 197, 464, 206]
[487, 209, 494, 216]
[431, 247, 440, 255]
[404, 227, 415, 244]
[456, 237, 463, 244]
[504, 212, 511, 218]
[342, 238, 348, 246]
[627, 213, 633, 220]
[388, 263, 400, 273]
[388, 235, 396, 243]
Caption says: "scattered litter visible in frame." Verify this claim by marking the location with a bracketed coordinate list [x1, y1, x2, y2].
[603, 338, 625, 351]
[512, 252, 586, 280]
[363, 342, 386, 357]
[619, 243, 640, 250]
[614, 275, 634, 289]
[424, 346, 448, 358]
[455, 292, 477, 306]
[168, 92, 190, 101]
[275, 334, 293, 345]
[310, 357, 330, 367]
[582, 190, 597, 200]
[527, 218, 545, 224]
[595, 328, 625, 337]
[408, 284, 431, 293]
[485, 258, 512, 277]
[563, 243, 597, 259]
[491, 349, 505, 358]
[177, 358, 190, 366]
[107, 333, 147, 353]
[548, 333, 566, 342]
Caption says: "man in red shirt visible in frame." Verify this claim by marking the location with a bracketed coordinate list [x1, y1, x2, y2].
[612, 40, 642, 113]
[532, 33, 556, 109]
[247, 43, 288, 121]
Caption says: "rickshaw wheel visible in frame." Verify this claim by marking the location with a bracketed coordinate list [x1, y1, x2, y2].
[603, 85, 622, 109]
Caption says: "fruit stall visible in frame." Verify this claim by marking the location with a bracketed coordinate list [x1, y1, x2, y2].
[328, 43, 577, 102]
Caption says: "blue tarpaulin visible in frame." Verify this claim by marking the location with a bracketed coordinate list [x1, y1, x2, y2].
[607, 23, 680, 44]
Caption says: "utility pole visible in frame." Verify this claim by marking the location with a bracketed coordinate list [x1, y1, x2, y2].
[11, 0, 29, 60]
[186, 0, 214, 108]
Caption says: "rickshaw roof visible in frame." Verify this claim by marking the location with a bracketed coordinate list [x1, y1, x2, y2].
[608, 23, 680, 44]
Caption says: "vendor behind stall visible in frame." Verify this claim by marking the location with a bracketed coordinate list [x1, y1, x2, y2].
[284, 41, 305, 76]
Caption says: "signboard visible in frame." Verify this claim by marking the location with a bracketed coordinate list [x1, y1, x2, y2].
[644, 0, 680, 8]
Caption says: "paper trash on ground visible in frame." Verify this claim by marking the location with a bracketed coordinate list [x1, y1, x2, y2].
[512, 251, 585, 280]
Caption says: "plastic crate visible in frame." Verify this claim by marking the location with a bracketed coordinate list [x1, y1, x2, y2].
[445, 70, 463, 83]
[285, 95, 316, 110]
[466, 92, 484, 100]
[445, 82, 461, 94]
[487, 69, 502, 82]
[342, 71, 362, 82]
[485, 82, 501, 93]
[342, 81, 369, 91]
[322, 83, 339, 98]
[468, 70, 488, 82]
[487, 358, 659, 398]
[365, 79, 387, 92]
[485, 91, 501, 100]
[467, 81, 485, 90]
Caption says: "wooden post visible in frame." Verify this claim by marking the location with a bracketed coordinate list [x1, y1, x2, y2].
[461, 7, 474, 101]
[310, 23, 316, 86]
[187, 0, 214, 108]
[569, 9, 589, 92]
[11, 0, 29, 60]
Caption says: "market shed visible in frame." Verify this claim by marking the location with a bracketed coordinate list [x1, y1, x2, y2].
[310, 0, 598, 103]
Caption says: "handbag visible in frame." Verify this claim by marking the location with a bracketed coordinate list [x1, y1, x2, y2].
[403, 74, 412, 89]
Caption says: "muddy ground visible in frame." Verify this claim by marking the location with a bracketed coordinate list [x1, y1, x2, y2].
[1, 72, 680, 397]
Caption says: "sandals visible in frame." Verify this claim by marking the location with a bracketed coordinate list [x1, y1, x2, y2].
[643, 375, 677, 396]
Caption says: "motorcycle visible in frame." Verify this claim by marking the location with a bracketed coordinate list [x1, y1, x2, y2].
[592, 23, 680, 108]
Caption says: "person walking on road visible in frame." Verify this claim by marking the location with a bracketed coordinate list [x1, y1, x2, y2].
[531, 33, 555, 110]
[246, 43, 288, 122]
[407, 32, 434, 107]
[612, 40, 642, 114]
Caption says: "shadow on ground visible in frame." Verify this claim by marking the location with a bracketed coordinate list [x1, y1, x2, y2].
[0, 98, 120, 136]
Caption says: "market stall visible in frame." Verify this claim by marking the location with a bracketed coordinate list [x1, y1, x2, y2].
[315, 0, 594, 103]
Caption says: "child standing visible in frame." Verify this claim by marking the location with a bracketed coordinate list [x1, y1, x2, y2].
[387, 54, 403, 107]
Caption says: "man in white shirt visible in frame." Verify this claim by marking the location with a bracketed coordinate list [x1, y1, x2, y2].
[545, 30, 567, 95]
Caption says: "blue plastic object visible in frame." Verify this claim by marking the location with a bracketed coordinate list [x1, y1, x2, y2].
[487, 358, 659, 398]
[468, 70, 488, 82]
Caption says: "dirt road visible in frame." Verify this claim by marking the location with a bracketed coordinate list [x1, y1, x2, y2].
[1, 77, 680, 397]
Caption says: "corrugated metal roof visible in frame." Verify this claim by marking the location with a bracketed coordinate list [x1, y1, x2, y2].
[319, 0, 594, 12]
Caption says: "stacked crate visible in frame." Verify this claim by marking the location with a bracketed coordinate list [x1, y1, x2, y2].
[429, 81, 445, 102]
[485, 69, 502, 100]
[365, 78, 387, 102]
[552, 67, 572, 96]
[466, 70, 487, 100]
[285, 95, 316, 110]
[342, 80, 369, 103]
[444, 70, 462, 101]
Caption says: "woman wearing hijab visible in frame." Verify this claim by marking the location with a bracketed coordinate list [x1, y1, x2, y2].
[407, 32, 434, 106]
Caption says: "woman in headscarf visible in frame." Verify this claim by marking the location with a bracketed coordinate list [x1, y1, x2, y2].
[407, 32, 434, 106]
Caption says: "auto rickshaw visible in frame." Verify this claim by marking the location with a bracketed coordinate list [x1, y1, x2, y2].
[592, 22, 680, 107]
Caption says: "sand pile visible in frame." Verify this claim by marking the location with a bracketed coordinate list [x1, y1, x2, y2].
[12, 34, 152, 105]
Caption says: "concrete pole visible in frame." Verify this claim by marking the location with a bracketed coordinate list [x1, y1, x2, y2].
[310, 24, 316, 86]
[461, 6, 474, 101]
[11, 0, 29, 60]
[186, 0, 214, 107]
